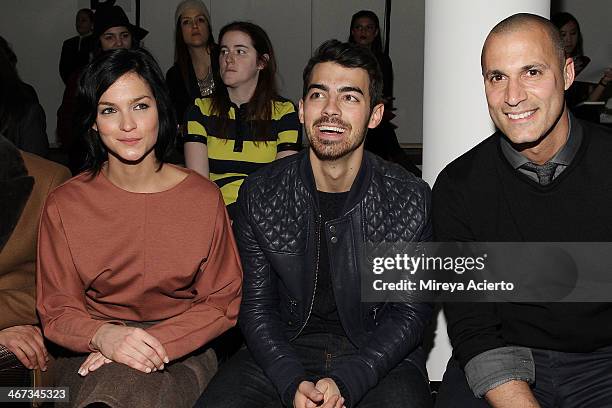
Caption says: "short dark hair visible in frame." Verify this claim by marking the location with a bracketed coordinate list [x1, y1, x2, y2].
[75, 48, 176, 175]
[302, 39, 383, 109]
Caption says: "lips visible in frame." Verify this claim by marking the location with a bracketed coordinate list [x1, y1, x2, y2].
[318, 125, 346, 134]
[119, 138, 141, 146]
[506, 109, 536, 120]
[314, 115, 349, 135]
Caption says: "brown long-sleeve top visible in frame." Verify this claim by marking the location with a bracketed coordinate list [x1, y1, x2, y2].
[36, 167, 242, 360]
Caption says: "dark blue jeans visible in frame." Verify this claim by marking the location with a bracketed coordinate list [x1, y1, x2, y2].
[435, 345, 612, 408]
[196, 332, 432, 408]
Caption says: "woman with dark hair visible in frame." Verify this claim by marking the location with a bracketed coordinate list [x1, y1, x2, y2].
[552, 12, 611, 106]
[0, 36, 49, 157]
[349, 10, 392, 102]
[348, 10, 421, 177]
[551, 12, 589, 75]
[166, 0, 217, 124]
[184, 21, 301, 218]
[37, 48, 242, 408]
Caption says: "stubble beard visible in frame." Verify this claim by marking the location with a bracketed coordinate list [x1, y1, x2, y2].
[308, 118, 368, 161]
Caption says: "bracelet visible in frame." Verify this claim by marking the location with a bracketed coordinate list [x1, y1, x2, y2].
[599, 79, 609, 87]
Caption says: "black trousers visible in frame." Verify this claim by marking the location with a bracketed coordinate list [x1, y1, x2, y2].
[435, 345, 612, 408]
[196, 332, 433, 408]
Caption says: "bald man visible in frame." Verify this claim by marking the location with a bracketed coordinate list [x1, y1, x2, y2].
[433, 13, 612, 408]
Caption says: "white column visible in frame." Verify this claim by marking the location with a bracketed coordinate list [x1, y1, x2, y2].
[422, 0, 550, 381]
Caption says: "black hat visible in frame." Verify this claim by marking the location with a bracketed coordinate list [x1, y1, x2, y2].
[93, 5, 148, 41]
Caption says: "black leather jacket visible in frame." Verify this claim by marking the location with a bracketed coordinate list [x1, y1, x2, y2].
[234, 150, 433, 406]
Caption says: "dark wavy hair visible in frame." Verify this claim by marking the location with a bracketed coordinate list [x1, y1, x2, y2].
[551, 12, 583, 57]
[75, 48, 176, 175]
[303, 39, 383, 110]
[348, 10, 383, 55]
[211, 21, 279, 142]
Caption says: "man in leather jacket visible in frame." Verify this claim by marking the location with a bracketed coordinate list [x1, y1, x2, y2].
[196, 39, 433, 408]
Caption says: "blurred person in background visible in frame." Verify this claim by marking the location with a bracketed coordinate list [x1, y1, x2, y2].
[59, 8, 95, 84]
[0, 36, 49, 158]
[348, 10, 421, 177]
[166, 0, 218, 164]
[552, 12, 611, 107]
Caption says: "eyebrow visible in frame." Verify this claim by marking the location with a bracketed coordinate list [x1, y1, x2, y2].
[307, 83, 364, 95]
[220, 44, 249, 49]
[339, 86, 364, 95]
[484, 69, 505, 77]
[485, 63, 548, 77]
[522, 63, 547, 71]
[98, 95, 151, 106]
[308, 83, 328, 92]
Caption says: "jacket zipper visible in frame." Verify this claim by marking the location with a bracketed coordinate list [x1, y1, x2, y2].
[291, 213, 321, 340]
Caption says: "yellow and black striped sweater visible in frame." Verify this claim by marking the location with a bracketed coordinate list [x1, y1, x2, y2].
[186, 97, 302, 208]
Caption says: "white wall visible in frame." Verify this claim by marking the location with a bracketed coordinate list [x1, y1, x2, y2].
[1, 0, 424, 146]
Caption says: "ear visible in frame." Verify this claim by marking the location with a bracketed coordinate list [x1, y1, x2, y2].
[258, 53, 270, 70]
[92, 122, 98, 132]
[298, 98, 305, 124]
[367, 103, 384, 129]
[563, 57, 575, 91]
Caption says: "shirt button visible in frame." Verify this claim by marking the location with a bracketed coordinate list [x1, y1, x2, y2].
[330, 236, 338, 244]
[329, 225, 336, 234]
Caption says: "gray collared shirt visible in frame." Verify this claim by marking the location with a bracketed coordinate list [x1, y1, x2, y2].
[500, 114, 583, 182]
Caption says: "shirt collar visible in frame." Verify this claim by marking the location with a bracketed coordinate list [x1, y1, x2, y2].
[500, 113, 582, 169]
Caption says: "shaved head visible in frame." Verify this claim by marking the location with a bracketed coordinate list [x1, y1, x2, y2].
[482, 13, 566, 72]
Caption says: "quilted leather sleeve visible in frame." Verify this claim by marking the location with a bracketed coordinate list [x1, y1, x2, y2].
[235, 176, 307, 401]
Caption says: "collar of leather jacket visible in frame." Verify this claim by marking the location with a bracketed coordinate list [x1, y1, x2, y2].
[297, 148, 374, 215]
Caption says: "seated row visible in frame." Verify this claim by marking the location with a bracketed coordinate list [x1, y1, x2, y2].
[1, 12, 612, 408]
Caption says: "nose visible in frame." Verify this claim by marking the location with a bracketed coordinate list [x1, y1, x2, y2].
[504, 77, 527, 107]
[224, 52, 235, 64]
[323, 96, 341, 117]
[120, 112, 136, 132]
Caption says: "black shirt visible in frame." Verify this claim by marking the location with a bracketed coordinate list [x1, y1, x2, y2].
[302, 191, 349, 337]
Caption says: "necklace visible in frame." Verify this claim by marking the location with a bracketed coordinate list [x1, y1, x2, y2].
[196, 69, 215, 97]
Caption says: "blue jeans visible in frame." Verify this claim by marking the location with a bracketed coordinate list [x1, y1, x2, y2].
[196, 332, 432, 407]
[435, 345, 612, 408]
